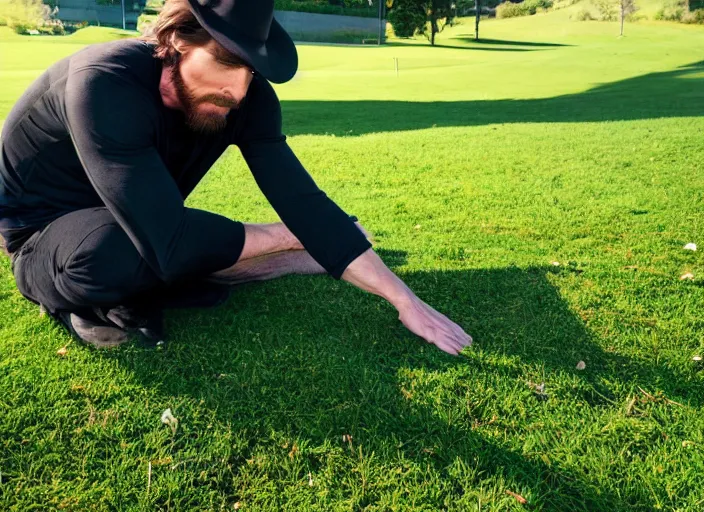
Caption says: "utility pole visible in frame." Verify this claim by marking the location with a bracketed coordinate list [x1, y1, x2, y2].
[378, 0, 384, 45]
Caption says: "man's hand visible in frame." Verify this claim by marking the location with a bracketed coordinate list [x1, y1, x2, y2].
[396, 296, 472, 356]
[341, 248, 473, 357]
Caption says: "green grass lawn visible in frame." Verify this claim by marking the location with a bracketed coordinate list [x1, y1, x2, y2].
[1, 9, 704, 511]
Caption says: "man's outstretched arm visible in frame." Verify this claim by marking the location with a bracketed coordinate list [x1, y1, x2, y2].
[341, 248, 473, 356]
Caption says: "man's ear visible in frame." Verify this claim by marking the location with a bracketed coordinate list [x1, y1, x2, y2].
[170, 35, 190, 58]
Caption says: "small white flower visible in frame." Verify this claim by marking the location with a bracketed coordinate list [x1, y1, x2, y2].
[684, 243, 697, 251]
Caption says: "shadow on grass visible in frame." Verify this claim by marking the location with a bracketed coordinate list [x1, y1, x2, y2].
[434, 44, 539, 51]
[281, 60, 704, 136]
[101, 250, 698, 510]
[451, 37, 572, 47]
[383, 40, 541, 51]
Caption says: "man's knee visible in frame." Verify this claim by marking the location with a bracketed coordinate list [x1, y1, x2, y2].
[56, 221, 159, 307]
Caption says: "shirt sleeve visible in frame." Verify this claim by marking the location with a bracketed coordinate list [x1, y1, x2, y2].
[64, 67, 245, 283]
[236, 79, 371, 279]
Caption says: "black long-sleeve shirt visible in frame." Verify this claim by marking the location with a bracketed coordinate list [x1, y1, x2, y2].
[0, 39, 371, 280]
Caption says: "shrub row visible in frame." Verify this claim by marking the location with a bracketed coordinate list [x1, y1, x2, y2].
[0, 0, 69, 35]
[496, 0, 553, 19]
[654, 0, 704, 24]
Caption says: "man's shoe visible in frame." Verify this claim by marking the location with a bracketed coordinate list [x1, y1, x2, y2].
[102, 305, 165, 347]
[58, 311, 130, 349]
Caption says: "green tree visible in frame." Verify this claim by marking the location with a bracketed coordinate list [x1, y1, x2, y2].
[386, 0, 426, 37]
[387, 0, 455, 45]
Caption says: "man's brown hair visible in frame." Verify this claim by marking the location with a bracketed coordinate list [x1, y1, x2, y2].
[141, 0, 250, 68]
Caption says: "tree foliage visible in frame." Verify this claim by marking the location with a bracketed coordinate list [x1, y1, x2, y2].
[387, 0, 455, 45]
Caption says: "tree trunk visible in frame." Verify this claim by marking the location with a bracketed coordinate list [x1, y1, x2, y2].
[430, 16, 437, 45]
[620, 1, 625, 35]
[475, 0, 480, 40]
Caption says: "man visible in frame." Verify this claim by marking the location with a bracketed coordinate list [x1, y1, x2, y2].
[0, 0, 472, 355]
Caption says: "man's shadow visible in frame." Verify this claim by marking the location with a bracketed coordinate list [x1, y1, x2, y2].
[99, 249, 699, 510]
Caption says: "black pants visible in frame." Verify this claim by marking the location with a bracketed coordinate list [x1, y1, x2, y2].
[11, 207, 241, 316]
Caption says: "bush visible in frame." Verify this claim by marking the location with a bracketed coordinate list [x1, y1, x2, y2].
[654, 0, 686, 20]
[137, 12, 156, 34]
[496, 1, 529, 17]
[8, 20, 36, 33]
[682, 8, 704, 23]
[593, 0, 616, 21]
[531, 0, 554, 9]
[574, 7, 596, 20]
[38, 18, 64, 34]
[1, 0, 61, 34]
[496, 0, 553, 18]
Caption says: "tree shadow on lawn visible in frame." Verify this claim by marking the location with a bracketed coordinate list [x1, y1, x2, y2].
[281, 60, 704, 136]
[450, 37, 572, 47]
[103, 251, 698, 510]
[384, 41, 542, 52]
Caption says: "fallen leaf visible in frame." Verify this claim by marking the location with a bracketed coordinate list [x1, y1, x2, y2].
[288, 443, 299, 459]
[160, 408, 178, 435]
[550, 261, 560, 266]
[308, 472, 313, 486]
[693, 356, 702, 362]
[684, 243, 697, 251]
[680, 272, 695, 281]
[414, 224, 421, 230]
[682, 440, 695, 448]
[576, 361, 586, 370]
[56, 346, 68, 357]
[233, 503, 241, 510]
[505, 489, 527, 504]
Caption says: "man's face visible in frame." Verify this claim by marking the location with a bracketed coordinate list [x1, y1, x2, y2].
[171, 40, 255, 133]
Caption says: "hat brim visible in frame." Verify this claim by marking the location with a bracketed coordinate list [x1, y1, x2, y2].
[186, 0, 298, 84]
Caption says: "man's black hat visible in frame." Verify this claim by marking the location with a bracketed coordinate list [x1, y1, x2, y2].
[186, 0, 298, 83]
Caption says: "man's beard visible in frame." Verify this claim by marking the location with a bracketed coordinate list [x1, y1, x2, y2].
[170, 60, 240, 134]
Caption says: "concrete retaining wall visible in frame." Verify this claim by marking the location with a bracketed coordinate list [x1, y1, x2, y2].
[55, 2, 385, 42]
[55, 0, 140, 29]
[275, 11, 384, 43]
